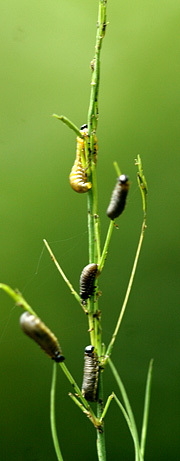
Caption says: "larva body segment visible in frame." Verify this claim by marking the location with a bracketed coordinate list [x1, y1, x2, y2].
[80, 263, 98, 304]
[20, 312, 65, 363]
[82, 345, 99, 402]
[69, 145, 91, 193]
[106, 174, 130, 220]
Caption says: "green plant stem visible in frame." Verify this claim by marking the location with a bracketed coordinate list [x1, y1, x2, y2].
[60, 362, 96, 418]
[104, 218, 146, 364]
[113, 161, 121, 176]
[86, 2, 107, 458]
[43, 239, 87, 313]
[113, 393, 135, 443]
[88, 303, 95, 346]
[98, 220, 114, 273]
[140, 359, 154, 458]
[0, 283, 37, 316]
[50, 364, 64, 461]
[68, 393, 102, 432]
[88, 1, 107, 130]
[96, 372, 106, 461]
[99, 393, 114, 422]
[52, 114, 83, 138]
[92, 163, 101, 264]
[87, 190, 95, 264]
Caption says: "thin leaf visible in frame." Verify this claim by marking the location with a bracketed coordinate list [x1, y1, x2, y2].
[140, 359, 154, 457]
[108, 359, 142, 461]
[50, 363, 64, 461]
[113, 161, 121, 176]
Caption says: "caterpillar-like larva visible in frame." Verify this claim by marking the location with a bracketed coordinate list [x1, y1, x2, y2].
[81, 345, 99, 402]
[106, 174, 130, 220]
[80, 263, 98, 304]
[20, 312, 65, 363]
[69, 124, 98, 192]
[69, 124, 91, 193]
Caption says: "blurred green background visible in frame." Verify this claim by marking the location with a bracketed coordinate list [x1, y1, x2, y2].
[0, 0, 180, 459]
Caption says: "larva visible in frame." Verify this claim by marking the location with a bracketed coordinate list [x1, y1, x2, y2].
[20, 312, 65, 363]
[106, 174, 130, 220]
[69, 124, 98, 192]
[81, 345, 99, 402]
[69, 125, 91, 193]
[80, 263, 98, 304]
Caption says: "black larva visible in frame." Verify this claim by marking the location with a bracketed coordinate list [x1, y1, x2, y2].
[80, 263, 98, 304]
[20, 312, 65, 363]
[81, 345, 99, 402]
[106, 174, 130, 220]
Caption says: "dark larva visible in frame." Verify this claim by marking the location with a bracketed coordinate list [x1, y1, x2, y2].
[80, 263, 98, 304]
[20, 312, 65, 363]
[106, 174, 130, 220]
[81, 345, 99, 402]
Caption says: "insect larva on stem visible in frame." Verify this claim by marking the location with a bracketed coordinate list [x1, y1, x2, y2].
[80, 263, 98, 305]
[81, 345, 99, 402]
[69, 124, 91, 193]
[106, 174, 130, 220]
[69, 124, 98, 193]
[20, 312, 65, 363]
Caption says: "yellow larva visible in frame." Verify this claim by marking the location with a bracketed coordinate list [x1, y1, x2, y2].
[69, 124, 98, 193]
[69, 140, 91, 193]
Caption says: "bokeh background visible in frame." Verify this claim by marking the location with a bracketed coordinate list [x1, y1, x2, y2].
[0, 0, 180, 459]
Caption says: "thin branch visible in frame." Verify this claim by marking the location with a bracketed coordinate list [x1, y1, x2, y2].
[98, 220, 114, 273]
[43, 239, 87, 313]
[140, 359, 154, 458]
[50, 364, 64, 461]
[104, 218, 146, 364]
[0, 283, 37, 316]
[52, 114, 83, 138]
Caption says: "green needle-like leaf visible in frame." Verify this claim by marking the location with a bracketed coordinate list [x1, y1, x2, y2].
[50, 364, 64, 461]
[140, 359, 154, 458]
[108, 359, 143, 461]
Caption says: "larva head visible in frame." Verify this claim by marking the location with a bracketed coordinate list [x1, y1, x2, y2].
[80, 124, 88, 137]
[80, 124, 88, 131]
[118, 174, 129, 185]
[53, 350, 65, 363]
[85, 345, 94, 356]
